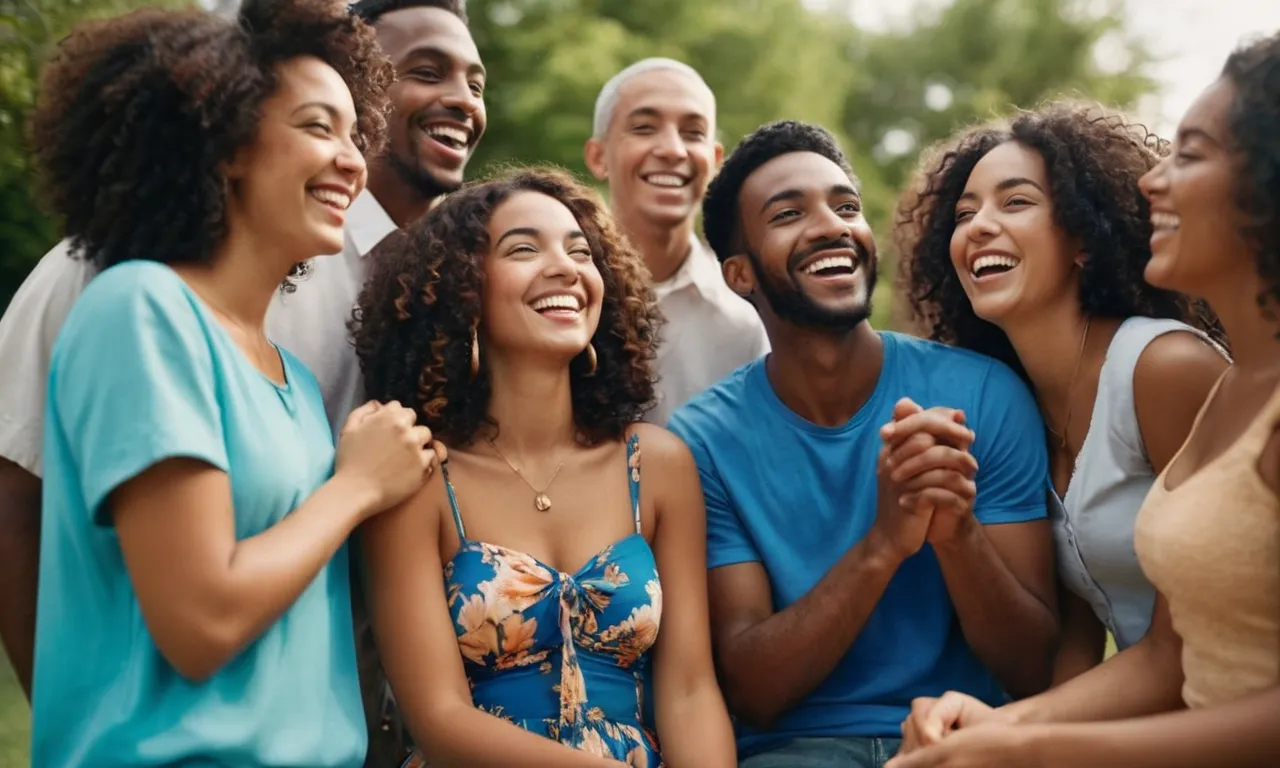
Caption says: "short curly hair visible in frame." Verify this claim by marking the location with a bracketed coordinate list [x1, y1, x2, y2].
[30, 0, 393, 284]
[703, 120, 857, 263]
[1221, 32, 1280, 321]
[350, 0, 467, 24]
[897, 102, 1223, 378]
[352, 166, 661, 445]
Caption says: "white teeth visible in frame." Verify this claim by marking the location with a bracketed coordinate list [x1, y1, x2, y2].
[425, 124, 469, 147]
[1151, 212, 1181, 231]
[971, 254, 1019, 276]
[803, 255, 855, 274]
[309, 188, 351, 210]
[531, 294, 581, 312]
[644, 174, 687, 188]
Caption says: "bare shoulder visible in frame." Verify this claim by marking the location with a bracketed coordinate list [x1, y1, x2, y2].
[627, 422, 697, 471]
[1133, 331, 1228, 398]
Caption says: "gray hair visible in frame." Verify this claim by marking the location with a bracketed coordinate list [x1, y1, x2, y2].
[591, 57, 716, 139]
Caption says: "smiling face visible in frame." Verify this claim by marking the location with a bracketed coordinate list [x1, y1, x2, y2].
[726, 151, 877, 330]
[585, 67, 722, 230]
[480, 191, 605, 363]
[948, 141, 1080, 324]
[225, 55, 365, 260]
[374, 7, 486, 200]
[1139, 78, 1251, 299]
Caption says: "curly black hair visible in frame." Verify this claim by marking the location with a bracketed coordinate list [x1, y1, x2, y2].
[30, 0, 393, 285]
[1221, 31, 1280, 321]
[350, 0, 467, 24]
[898, 101, 1223, 378]
[352, 166, 660, 445]
[702, 120, 858, 263]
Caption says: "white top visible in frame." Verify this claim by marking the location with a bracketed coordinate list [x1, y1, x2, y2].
[647, 237, 770, 427]
[0, 189, 397, 477]
[1051, 316, 1225, 649]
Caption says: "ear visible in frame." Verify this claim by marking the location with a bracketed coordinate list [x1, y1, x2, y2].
[712, 140, 725, 171]
[722, 253, 757, 300]
[583, 138, 608, 182]
[222, 145, 251, 183]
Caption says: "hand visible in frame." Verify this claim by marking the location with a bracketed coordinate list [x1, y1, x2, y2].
[334, 400, 447, 516]
[886, 719, 1040, 768]
[899, 691, 1007, 754]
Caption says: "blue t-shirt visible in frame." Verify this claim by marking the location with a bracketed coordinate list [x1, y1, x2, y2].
[668, 331, 1048, 755]
[32, 262, 366, 767]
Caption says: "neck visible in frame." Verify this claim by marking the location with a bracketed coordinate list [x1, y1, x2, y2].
[185, 224, 295, 329]
[1206, 270, 1280, 377]
[762, 318, 883, 427]
[482, 352, 579, 456]
[615, 208, 694, 283]
[365, 163, 440, 229]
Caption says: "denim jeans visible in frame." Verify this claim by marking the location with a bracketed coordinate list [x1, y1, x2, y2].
[739, 736, 903, 768]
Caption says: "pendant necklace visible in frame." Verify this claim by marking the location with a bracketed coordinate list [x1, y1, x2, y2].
[485, 438, 566, 512]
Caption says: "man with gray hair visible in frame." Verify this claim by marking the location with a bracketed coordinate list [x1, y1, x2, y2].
[585, 58, 768, 425]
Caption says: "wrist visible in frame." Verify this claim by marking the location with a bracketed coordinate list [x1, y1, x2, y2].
[859, 526, 907, 571]
[930, 513, 982, 556]
[326, 470, 384, 521]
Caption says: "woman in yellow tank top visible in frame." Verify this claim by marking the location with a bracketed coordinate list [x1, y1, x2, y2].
[888, 31, 1280, 768]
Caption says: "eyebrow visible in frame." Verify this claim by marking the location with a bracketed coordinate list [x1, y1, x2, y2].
[292, 102, 343, 119]
[760, 184, 859, 213]
[401, 45, 487, 78]
[624, 106, 710, 126]
[495, 227, 587, 247]
[958, 176, 1044, 201]
[1177, 127, 1220, 146]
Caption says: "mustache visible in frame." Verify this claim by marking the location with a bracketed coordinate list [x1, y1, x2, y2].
[787, 238, 869, 272]
[412, 106, 472, 130]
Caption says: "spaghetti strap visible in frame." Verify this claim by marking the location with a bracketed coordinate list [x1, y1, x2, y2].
[441, 465, 467, 539]
[625, 433, 641, 535]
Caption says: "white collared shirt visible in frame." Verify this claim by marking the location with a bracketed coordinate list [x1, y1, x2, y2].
[0, 190, 397, 476]
[647, 237, 770, 426]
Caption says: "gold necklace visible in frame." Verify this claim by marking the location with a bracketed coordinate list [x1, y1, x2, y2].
[485, 438, 566, 512]
[1047, 316, 1091, 450]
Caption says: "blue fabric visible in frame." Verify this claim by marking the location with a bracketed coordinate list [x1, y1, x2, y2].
[32, 261, 365, 767]
[668, 332, 1048, 755]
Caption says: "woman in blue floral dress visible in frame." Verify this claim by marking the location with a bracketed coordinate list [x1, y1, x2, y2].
[353, 167, 736, 767]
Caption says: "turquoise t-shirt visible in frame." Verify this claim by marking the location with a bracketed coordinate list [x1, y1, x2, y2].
[32, 261, 366, 767]
[668, 332, 1048, 757]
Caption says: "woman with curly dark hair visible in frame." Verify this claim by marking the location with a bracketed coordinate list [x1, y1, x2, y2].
[897, 102, 1229, 684]
[29, 1, 441, 765]
[892, 32, 1280, 768]
[354, 166, 736, 767]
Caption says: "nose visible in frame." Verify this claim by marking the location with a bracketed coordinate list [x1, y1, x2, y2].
[438, 75, 483, 118]
[1139, 155, 1168, 202]
[965, 203, 1000, 243]
[335, 135, 366, 178]
[541, 247, 583, 282]
[810, 204, 853, 244]
[652, 124, 689, 161]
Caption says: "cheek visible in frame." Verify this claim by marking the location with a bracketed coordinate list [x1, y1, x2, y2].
[948, 226, 969, 274]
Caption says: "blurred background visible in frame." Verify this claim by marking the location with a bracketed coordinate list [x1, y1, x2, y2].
[0, 0, 1277, 761]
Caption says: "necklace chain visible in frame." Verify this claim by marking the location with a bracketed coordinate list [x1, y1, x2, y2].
[485, 438, 566, 513]
[1048, 316, 1092, 450]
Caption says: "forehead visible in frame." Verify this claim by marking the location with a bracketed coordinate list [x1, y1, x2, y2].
[610, 69, 715, 128]
[1180, 77, 1234, 139]
[740, 151, 855, 212]
[965, 141, 1048, 188]
[489, 191, 581, 233]
[375, 7, 480, 67]
[268, 56, 354, 115]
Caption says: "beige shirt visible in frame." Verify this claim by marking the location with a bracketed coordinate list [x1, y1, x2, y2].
[0, 190, 397, 477]
[647, 237, 769, 427]
[1134, 374, 1280, 709]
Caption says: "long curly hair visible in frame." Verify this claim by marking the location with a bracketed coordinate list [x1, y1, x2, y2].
[352, 166, 661, 445]
[29, 0, 393, 286]
[1221, 32, 1280, 322]
[897, 101, 1223, 378]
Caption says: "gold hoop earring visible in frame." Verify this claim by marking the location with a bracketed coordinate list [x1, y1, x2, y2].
[584, 342, 598, 377]
[470, 327, 480, 382]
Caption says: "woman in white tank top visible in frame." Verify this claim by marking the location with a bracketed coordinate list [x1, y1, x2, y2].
[897, 101, 1229, 685]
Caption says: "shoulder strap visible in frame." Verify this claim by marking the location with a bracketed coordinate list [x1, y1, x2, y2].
[626, 433, 642, 535]
[441, 464, 467, 539]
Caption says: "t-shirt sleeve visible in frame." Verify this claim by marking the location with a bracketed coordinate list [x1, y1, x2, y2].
[50, 264, 229, 524]
[969, 361, 1049, 525]
[667, 411, 761, 568]
[0, 240, 94, 477]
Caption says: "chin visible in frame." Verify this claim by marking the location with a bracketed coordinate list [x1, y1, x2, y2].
[638, 202, 693, 228]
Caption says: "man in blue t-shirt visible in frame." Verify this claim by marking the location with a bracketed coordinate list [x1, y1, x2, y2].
[667, 121, 1057, 767]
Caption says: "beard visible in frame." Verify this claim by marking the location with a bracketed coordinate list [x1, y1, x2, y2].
[387, 148, 462, 203]
[747, 237, 878, 332]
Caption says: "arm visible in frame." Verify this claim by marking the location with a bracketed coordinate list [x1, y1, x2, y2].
[1049, 588, 1107, 686]
[1132, 331, 1229, 474]
[362, 476, 622, 767]
[644, 428, 736, 767]
[0, 459, 39, 698]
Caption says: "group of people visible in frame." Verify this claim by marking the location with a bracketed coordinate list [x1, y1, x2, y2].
[0, 0, 1274, 765]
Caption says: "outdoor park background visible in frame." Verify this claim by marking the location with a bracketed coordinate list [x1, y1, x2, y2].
[0, 0, 1276, 761]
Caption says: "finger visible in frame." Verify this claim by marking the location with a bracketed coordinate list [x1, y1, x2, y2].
[883, 410, 974, 449]
[890, 445, 978, 482]
[341, 400, 381, 432]
[899, 473, 977, 503]
[923, 691, 972, 741]
[884, 432, 938, 470]
[892, 397, 924, 421]
[899, 488, 972, 516]
[432, 441, 449, 466]
[408, 425, 433, 448]
[382, 402, 418, 428]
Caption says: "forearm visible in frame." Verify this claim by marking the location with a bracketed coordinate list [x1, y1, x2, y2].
[1049, 593, 1106, 687]
[656, 680, 737, 768]
[416, 702, 622, 767]
[0, 460, 41, 699]
[720, 532, 899, 727]
[1027, 686, 1280, 767]
[934, 521, 1057, 697]
[1004, 633, 1184, 725]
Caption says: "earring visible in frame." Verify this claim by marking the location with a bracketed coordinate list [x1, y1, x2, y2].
[470, 327, 480, 382]
[584, 343, 598, 377]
